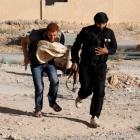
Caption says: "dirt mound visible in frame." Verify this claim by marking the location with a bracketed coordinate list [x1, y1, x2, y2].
[107, 72, 140, 91]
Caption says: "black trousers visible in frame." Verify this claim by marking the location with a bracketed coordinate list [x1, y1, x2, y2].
[78, 63, 107, 118]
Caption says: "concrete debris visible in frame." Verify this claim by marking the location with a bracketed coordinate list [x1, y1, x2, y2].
[107, 73, 140, 90]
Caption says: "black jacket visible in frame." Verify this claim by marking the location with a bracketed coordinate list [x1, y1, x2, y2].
[71, 25, 117, 66]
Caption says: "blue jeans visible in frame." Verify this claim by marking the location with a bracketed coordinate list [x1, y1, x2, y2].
[30, 63, 59, 111]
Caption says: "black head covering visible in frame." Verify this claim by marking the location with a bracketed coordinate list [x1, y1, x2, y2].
[94, 12, 109, 23]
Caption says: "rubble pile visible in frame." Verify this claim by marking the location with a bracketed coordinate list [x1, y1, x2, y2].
[107, 72, 140, 91]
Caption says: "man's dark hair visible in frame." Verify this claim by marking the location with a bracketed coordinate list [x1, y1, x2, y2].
[94, 12, 109, 23]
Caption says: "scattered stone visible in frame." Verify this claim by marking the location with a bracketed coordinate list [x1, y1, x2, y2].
[107, 72, 140, 91]
[16, 122, 22, 126]
[108, 75, 119, 86]
[42, 119, 46, 122]
[7, 135, 16, 140]
[124, 81, 130, 85]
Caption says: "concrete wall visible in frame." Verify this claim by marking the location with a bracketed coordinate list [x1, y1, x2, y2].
[43, 0, 114, 23]
[43, 0, 140, 23]
[0, 0, 40, 20]
[113, 0, 140, 22]
[0, 0, 139, 23]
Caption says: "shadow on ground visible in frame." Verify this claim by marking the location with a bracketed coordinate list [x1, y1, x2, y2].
[0, 106, 93, 127]
[0, 106, 33, 116]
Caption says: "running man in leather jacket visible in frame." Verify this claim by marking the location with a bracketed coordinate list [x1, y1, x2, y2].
[71, 12, 117, 128]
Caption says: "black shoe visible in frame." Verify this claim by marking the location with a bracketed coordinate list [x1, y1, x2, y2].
[50, 103, 62, 112]
[34, 110, 42, 118]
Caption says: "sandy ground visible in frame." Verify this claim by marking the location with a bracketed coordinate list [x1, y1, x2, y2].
[0, 22, 140, 139]
[0, 60, 140, 140]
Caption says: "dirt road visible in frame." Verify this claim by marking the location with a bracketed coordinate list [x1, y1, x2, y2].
[0, 60, 140, 140]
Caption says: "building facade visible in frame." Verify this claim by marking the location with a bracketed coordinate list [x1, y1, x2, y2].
[0, 0, 139, 23]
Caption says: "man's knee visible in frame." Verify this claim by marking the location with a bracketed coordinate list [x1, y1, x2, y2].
[50, 79, 59, 86]
[35, 87, 44, 95]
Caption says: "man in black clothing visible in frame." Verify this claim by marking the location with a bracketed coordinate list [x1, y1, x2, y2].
[71, 12, 117, 127]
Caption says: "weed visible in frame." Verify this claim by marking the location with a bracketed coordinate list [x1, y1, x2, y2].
[0, 28, 8, 34]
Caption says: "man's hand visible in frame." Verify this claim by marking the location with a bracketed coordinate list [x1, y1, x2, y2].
[71, 63, 78, 72]
[24, 57, 30, 70]
[95, 44, 108, 55]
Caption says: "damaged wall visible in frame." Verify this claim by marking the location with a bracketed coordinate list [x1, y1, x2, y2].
[0, 0, 139, 23]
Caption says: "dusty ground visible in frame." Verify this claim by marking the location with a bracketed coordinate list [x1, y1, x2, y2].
[0, 22, 140, 139]
[0, 60, 140, 140]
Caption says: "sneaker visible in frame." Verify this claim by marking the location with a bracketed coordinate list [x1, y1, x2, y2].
[90, 116, 100, 128]
[75, 96, 82, 108]
[50, 103, 62, 112]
